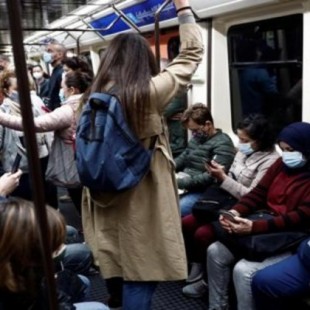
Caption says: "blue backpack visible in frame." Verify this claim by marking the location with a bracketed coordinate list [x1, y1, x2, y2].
[76, 92, 155, 192]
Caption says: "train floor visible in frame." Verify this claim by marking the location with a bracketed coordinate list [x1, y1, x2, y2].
[58, 187, 208, 309]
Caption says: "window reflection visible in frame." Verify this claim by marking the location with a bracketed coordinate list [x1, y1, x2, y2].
[228, 14, 302, 135]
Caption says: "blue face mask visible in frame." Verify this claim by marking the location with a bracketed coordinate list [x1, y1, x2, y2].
[43, 51, 52, 64]
[282, 151, 307, 168]
[59, 88, 66, 103]
[9, 90, 19, 103]
[238, 142, 254, 156]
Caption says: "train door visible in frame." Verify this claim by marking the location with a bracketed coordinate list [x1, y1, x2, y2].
[228, 14, 302, 135]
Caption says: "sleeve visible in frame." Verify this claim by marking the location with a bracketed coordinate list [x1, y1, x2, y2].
[151, 21, 204, 111]
[232, 159, 283, 215]
[252, 197, 310, 233]
[0, 105, 72, 132]
[221, 154, 279, 199]
[175, 147, 188, 171]
[177, 137, 235, 191]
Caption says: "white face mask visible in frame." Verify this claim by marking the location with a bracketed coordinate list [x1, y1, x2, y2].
[282, 151, 307, 169]
[33, 72, 43, 80]
[238, 142, 254, 156]
[59, 88, 66, 103]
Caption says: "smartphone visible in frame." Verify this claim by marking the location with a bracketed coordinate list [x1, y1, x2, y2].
[219, 210, 239, 223]
[11, 153, 22, 173]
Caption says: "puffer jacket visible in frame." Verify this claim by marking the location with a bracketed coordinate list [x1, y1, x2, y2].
[175, 129, 235, 191]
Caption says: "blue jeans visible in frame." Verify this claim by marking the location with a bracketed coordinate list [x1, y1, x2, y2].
[180, 192, 204, 217]
[252, 253, 310, 310]
[63, 243, 93, 275]
[123, 281, 157, 310]
[66, 225, 81, 244]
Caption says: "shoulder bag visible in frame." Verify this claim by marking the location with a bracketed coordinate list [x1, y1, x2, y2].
[45, 135, 80, 188]
[213, 212, 309, 262]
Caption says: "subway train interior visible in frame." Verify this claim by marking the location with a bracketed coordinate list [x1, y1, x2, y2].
[1, 0, 310, 309]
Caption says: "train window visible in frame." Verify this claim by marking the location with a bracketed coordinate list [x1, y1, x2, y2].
[228, 14, 302, 134]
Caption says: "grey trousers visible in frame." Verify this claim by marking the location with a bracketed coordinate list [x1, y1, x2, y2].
[207, 241, 291, 310]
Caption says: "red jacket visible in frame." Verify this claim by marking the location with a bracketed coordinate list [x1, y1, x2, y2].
[232, 158, 310, 233]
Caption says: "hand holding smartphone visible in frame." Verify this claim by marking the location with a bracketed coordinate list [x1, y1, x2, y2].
[219, 210, 239, 223]
[11, 153, 22, 173]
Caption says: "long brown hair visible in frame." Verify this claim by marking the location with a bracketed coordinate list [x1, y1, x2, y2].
[0, 199, 66, 293]
[88, 32, 159, 135]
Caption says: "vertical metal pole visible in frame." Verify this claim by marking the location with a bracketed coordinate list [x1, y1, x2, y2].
[5, 1, 57, 309]
[154, 0, 172, 71]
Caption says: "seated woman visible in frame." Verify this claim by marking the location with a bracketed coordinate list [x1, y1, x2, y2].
[207, 122, 310, 310]
[0, 198, 108, 309]
[175, 103, 235, 217]
[182, 114, 279, 297]
[251, 237, 310, 310]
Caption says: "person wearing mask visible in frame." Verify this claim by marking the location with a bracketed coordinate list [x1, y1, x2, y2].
[77, 0, 204, 309]
[0, 70, 54, 206]
[176, 103, 235, 217]
[0, 70, 92, 215]
[181, 114, 279, 298]
[207, 122, 310, 310]
[32, 64, 50, 104]
[43, 42, 66, 110]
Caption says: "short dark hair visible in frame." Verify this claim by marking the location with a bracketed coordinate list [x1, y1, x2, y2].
[237, 114, 276, 151]
[181, 103, 214, 125]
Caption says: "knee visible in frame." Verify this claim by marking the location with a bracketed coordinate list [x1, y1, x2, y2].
[63, 243, 93, 274]
[233, 259, 254, 286]
[195, 225, 215, 246]
[207, 241, 232, 264]
[66, 225, 80, 244]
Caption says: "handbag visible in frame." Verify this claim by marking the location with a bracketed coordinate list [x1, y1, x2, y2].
[213, 212, 309, 262]
[192, 186, 237, 222]
[45, 135, 80, 188]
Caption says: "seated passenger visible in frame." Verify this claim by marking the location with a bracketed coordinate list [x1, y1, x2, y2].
[175, 103, 235, 216]
[182, 114, 279, 297]
[251, 237, 310, 310]
[0, 198, 109, 310]
[207, 122, 310, 310]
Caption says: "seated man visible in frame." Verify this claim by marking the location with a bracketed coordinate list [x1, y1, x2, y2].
[175, 103, 235, 216]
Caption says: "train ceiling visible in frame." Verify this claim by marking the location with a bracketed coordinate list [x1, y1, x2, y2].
[0, 0, 121, 54]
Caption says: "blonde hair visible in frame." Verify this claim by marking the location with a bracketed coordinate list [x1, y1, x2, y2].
[0, 199, 66, 292]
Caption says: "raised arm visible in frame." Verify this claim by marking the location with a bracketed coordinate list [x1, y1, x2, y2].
[0, 104, 73, 133]
[152, 0, 204, 109]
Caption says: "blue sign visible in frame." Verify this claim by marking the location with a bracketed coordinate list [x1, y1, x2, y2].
[90, 0, 177, 36]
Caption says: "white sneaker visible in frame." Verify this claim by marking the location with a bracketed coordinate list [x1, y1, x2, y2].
[186, 262, 203, 283]
[182, 279, 208, 298]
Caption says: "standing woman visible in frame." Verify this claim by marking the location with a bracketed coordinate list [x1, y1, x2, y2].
[32, 64, 50, 106]
[0, 71, 92, 214]
[81, 0, 203, 309]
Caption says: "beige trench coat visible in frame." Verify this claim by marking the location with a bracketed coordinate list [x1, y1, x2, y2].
[82, 22, 204, 281]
